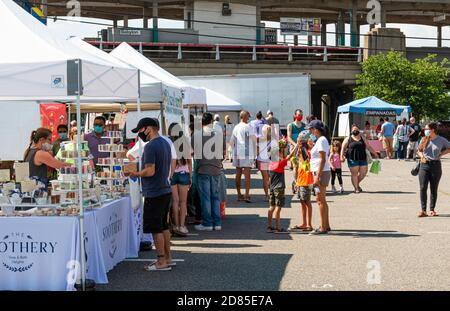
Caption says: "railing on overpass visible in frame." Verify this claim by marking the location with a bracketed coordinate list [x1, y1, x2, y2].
[87, 41, 362, 63]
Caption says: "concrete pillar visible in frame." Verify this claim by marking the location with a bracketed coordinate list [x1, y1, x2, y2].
[350, 0, 358, 47]
[321, 20, 327, 46]
[143, 7, 149, 28]
[337, 11, 345, 46]
[335, 23, 339, 46]
[256, 1, 262, 45]
[113, 19, 118, 28]
[184, 1, 194, 29]
[123, 15, 129, 28]
[152, 1, 159, 42]
[381, 5, 387, 27]
[437, 25, 442, 48]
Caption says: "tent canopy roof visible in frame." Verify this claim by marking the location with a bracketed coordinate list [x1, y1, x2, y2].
[203, 88, 242, 112]
[110, 42, 206, 107]
[337, 96, 411, 114]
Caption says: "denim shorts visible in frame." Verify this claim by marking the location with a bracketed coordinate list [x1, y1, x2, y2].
[171, 171, 190, 186]
[347, 159, 368, 168]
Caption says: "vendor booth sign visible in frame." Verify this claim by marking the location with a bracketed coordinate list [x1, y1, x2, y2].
[365, 110, 397, 116]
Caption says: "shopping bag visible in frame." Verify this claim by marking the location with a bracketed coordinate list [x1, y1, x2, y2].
[393, 134, 399, 151]
[128, 177, 142, 210]
[370, 160, 381, 174]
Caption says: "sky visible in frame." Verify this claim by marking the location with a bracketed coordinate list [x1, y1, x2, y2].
[47, 17, 450, 48]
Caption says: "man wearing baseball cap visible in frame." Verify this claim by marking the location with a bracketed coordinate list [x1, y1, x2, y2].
[129, 117, 174, 271]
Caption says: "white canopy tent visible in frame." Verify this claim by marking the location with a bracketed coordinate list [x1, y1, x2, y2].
[202, 87, 242, 112]
[110, 42, 207, 109]
[0, 0, 140, 291]
[68, 37, 182, 105]
[0, 0, 139, 102]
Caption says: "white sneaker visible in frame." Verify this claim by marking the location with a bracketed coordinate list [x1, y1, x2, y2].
[214, 226, 222, 231]
[179, 226, 189, 234]
[340, 186, 344, 194]
[194, 224, 213, 231]
[331, 186, 337, 193]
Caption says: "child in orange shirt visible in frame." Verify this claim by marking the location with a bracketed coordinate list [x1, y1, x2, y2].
[290, 131, 314, 232]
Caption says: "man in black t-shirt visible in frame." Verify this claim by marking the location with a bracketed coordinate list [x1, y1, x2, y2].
[407, 117, 421, 160]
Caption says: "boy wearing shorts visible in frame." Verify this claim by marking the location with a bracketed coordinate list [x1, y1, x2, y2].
[267, 139, 298, 233]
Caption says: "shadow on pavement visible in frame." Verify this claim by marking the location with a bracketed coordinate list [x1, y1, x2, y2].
[173, 242, 262, 248]
[178, 214, 294, 241]
[98, 250, 292, 291]
[328, 229, 419, 238]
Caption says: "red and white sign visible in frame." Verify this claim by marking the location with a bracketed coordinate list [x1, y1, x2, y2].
[40, 103, 67, 142]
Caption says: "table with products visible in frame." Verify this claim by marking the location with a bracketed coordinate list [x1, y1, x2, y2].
[0, 196, 139, 291]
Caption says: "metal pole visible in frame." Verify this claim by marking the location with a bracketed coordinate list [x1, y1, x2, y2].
[67, 103, 71, 128]
[75, 59, 86, 291]
[137, 70, 143, 170]
[332, 111, 339, 139]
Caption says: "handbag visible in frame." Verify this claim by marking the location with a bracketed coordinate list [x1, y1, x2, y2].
[411, 160, 420, 176]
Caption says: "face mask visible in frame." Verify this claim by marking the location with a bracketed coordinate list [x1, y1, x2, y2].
[42, 142, 53, 151]
[295, 116, 303, 122]
[138, 129, 149, 142]
[352, 130, 360, 136]
[425, 129, 431, 137]
[58, 133, 68, 140]
[310, 134, 317, 142]
[94, 125, 104, 134]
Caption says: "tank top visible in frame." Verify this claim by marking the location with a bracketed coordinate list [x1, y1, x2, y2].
[290, 122, 305, 143]
[347, 136, 367, 161]
[24, 149, 48, 182]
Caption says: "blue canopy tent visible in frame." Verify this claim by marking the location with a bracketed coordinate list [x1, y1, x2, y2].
[333, 96, 411, 137]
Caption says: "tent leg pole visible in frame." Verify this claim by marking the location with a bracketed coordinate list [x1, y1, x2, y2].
[76, 60, 86, 292]
[160, 101, 166, 136]
[332, 112, 339, 139]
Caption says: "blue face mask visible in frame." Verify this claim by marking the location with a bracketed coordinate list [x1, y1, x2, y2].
[310, 134, 317, 142]
[94, 125, 104, 134]
[58, 132, 68, 140]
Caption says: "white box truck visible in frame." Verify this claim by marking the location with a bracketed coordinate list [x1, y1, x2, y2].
[182, 73, 311, 128]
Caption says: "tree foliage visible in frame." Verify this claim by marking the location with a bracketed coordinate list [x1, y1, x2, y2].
[354, 51, 450, 120]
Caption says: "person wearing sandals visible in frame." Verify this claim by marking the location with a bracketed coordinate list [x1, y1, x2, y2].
[307, 120, 332, 235]
[230, 110, 257, 203]
[257, 124, 273, 201]
[290, 131, 314, 232]
[129, 118, 173, 271]
[417, 122, 449, 218]
[267, 139, 298, 233]
[168, 123, 192, 237]
[341, 124, 378, 193]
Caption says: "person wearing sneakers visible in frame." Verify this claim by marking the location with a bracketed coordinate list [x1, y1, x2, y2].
[287, 109, 306, 194]
[129, 117, 173, 271]
[328, 140, 344, 194]
[289, 131, 314, 232]
[195, 113, 224, 231]
[267, 139, 298, 234]
[417, 122, 449, 218]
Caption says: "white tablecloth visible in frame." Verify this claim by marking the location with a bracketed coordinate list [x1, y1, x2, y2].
[0, 196, 139, 291]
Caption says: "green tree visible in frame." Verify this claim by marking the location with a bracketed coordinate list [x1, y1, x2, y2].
[354, 51, 450, 120]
